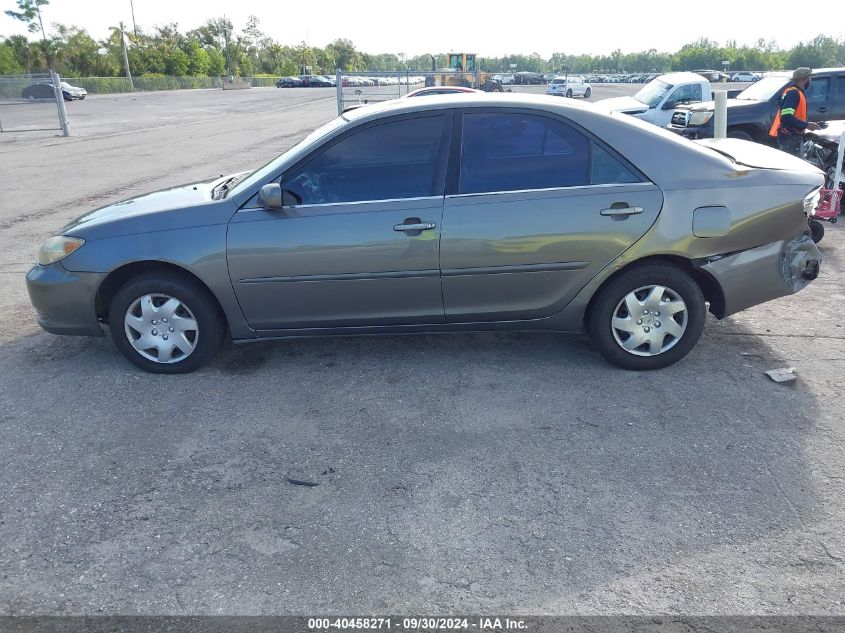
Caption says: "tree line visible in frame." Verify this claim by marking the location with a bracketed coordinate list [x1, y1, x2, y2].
[1, 9, 844, 78]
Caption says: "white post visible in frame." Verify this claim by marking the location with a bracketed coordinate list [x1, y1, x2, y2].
[51, 71, 70, 137]
[714, 90, 727, 139]
[336, 68, 343, 115]
[832, 131, 844, 196]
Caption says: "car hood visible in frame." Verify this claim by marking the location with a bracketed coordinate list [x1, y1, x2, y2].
[696, 138, 824, 175]
[595, 96, 649, 114]
[63, 173, 247, 235]
[677, 98, 757, 113]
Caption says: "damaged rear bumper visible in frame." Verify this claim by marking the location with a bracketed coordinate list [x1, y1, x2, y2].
[700, 233, 821, 318]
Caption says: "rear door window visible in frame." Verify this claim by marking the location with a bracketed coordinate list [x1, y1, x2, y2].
[459, 113, 589, 194]
[458, 112, 641, 194]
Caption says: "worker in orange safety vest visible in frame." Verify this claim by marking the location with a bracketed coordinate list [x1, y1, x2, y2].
[769, 67, 821, 157]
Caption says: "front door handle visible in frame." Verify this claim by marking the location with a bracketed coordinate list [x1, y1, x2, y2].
[393, 220, 437, 232]
[601, 205, 644, 217]
[817, 107, 829, 113]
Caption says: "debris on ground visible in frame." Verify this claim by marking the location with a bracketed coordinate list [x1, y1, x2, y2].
[765, 367, 798, 383]
[286, 477, 320, 487]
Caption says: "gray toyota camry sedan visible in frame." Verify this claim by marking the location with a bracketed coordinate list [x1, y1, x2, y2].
[27, 94, 823, 373]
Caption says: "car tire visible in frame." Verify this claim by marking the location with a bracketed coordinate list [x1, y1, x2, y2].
[584, 87, 591, 98]
[587, 263, 706, 370]
[107, 272, 225, 374]
[727, 129, 753, 141]
[809, 219, 825, 243]
[566, 89, 573, 98]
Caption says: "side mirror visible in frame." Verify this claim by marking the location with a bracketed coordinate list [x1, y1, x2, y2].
[662, 100, 677, 111]
[258, 183, 282, 209]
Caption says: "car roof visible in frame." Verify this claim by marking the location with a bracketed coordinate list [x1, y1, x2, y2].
[655, 72, 709, 84]
[342, 92, 598, 122]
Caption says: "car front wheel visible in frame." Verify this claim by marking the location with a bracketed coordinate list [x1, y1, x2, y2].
[107, 272, 225, 374]
[584, 87, 591, 98]
[588, 263, 706, 370]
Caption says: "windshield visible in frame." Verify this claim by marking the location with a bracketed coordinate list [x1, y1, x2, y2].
[633, 79, 673, 107]
[229, 116, 347, 197]
[735, 75, 789, 101]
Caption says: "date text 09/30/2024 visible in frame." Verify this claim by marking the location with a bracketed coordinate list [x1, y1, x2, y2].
[307, 617, 528, 630]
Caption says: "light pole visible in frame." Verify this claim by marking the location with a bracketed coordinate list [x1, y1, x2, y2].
[129, 0, 138, 37]
[119, 21, 134, 91]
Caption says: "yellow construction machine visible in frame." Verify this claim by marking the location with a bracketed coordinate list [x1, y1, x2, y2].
[426, 53, 504, 92]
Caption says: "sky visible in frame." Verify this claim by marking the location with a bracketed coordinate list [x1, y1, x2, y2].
[1, 0, 843, 57]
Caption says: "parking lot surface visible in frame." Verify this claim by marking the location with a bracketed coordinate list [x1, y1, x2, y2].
[0, 86, 843, 615]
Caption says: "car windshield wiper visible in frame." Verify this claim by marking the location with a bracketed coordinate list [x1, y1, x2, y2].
[211, 174, 247, 200]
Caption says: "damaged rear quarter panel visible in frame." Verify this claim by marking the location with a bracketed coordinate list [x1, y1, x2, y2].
[700, 234, 821, 316]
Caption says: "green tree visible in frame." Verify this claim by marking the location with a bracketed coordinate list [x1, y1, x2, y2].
[186, 40, 210, 75]
[5, 0, 48, 40]
[165, 47, 189, 75]
[326, 38, 364, 71]
[4, 34, 44, 72]
[206, 46, 226, 76]
[0, 41, 23, 73]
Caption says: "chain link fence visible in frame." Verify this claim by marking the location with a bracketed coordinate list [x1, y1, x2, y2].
[335, 70, 508, 115]
[60, 75, 282, 94]
[0, 73, 66, 134]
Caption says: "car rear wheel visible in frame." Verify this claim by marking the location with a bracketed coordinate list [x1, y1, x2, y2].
[588, 263, 706, 370]
[566, 89, 573, 98]
[584, 87, 591, 98]
[107, 272, 224, 374]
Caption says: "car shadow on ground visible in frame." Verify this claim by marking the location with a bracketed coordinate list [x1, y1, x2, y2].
[0, 320, 826, 613]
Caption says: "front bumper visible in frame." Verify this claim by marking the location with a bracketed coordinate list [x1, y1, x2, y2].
[700, 233, 821, 318]
[26, 263, 106, 337]
[666, 124, 713, 139]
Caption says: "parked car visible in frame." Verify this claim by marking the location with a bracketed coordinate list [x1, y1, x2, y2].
[730, 72, 758, 82]
[513, 72, 543, 85]
[598, 72, 743, 127]
[299, 75, 334, 88]
[21, 81, 86, 101]
[26, 94, 823, 374]
[275, 76, 303, 88]
[667, 67, 845, 143]
[546, 76, 592, 98]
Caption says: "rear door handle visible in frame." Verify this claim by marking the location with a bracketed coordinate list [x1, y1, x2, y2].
[601, 205, 643, 216]
[393, 221, 437, 232]
[817, 107, 829, 113]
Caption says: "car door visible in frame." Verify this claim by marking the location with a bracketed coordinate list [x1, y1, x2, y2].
[807, 75, 833, 121]
[833, 74, 845, 120]
[227, 112, 452, 332]
[659, 83, 703, 127]
[440, 109, 663, 323]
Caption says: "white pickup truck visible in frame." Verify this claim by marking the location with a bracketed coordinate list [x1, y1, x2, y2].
[597, 72, 741, 127]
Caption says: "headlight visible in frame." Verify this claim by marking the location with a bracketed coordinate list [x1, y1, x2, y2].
[37, 235, 85, 266]
[804, 188, 822, 216]
[689, 111, 714, 126]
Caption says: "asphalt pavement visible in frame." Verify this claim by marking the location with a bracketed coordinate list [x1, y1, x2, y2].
[0, 85, 843, 616]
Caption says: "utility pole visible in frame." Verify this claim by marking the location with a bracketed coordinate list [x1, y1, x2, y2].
[129, 0, 138, 37]
[120, 21, 134, 91]
[223, 17, 233, 81]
